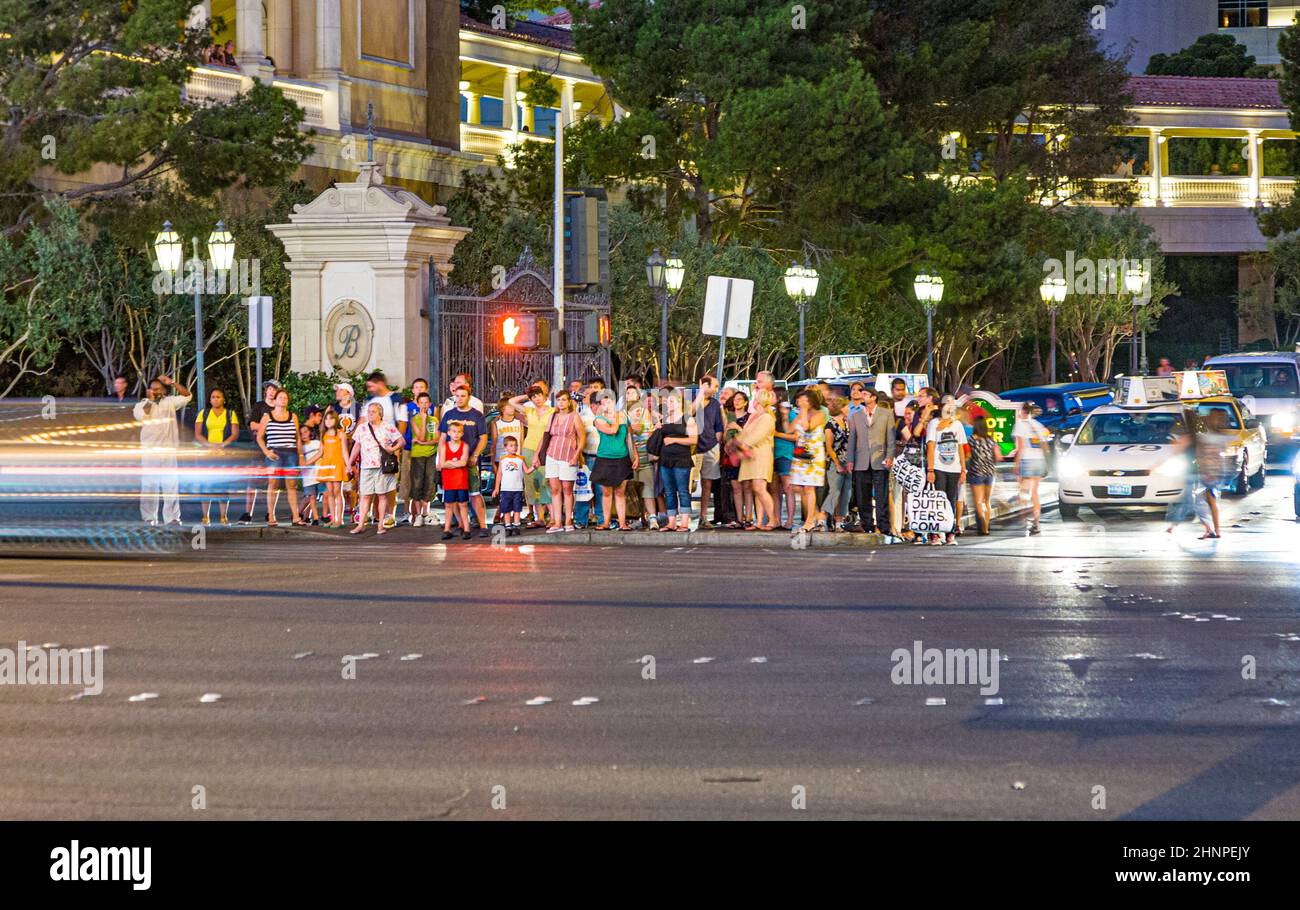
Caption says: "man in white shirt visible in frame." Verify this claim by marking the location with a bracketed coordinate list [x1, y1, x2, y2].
[442, 373, 484, 414]
[132, 375, 191, 525]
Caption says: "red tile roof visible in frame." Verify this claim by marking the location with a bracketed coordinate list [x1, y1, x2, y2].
[459, 12, 576, 51]
[1126, 75, 1283, 110]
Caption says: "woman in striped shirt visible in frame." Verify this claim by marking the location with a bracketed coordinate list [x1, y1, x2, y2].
[257, 389, 304, 526]
[533, 389, 585, 532]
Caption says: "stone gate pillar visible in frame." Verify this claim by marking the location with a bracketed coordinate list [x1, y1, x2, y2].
[268, 161, 470, 387]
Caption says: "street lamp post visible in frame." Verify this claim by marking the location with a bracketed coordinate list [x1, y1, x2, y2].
[1040, 276, 1067, 384]
[1124, 265, 1145, 375]
[154, 221, 234, 406]
[646, 251, 683, 384]
[783, 262, 820, 381]
[646, 249, 666, 383]
[913, 272, 944, 381]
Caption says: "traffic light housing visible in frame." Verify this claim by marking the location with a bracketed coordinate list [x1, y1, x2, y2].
[562, 187, 609, 292]
[501, 314, 537, 348]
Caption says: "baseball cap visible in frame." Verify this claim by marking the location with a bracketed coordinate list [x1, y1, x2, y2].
[263, 378, 282, 390]
[304, 404, 323, 418]
[333, 382, 353, 393]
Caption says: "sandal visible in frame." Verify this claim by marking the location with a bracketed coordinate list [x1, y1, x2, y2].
[658, 524, 675, 533]
[348, 525, 365, 535]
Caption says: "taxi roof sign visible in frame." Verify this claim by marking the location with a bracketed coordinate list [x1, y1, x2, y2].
[1174, 369, 1230, 400]
[1117, 375, 1180, 407]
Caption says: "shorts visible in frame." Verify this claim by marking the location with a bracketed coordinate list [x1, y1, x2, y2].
[545, 456, 578, 482]
[590, 454, 632, 487]
[359, 467, 397, 496]
[1019, 459, 1047, 479]
[443, 488, 469, 504]
[968, 473, 994, 487]
[634, 459, 655, 487]
[498, 490, 524, 514]
[407, 454, 435, 500]
[699, 446, 722, 481]
[469, 464, 483, 497]
[268, 449, 300, 483]
[774, 456, 793, 477]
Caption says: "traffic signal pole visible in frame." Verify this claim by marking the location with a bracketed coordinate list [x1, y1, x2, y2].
[552, 103, 566, 396]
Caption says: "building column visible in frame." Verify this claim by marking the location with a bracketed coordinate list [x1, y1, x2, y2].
[560, 78, 575, 131]
[502, 67, 519, 133]
[1238, 253, 1278, 347]
[459, 82, 481, 124]
[522, 98, 535, 132]
[1148, 128, 1163, 206]
[267, 0, 293, 74]
[235, 0, 271, 80]
[1246, 128, 1262, 205]
[313, 0, 349, 131]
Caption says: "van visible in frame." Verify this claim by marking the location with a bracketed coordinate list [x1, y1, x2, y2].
[1203, 352, 1300, 453]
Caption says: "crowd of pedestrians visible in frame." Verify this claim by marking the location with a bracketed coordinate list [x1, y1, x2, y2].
[134, 367, 1068, 541]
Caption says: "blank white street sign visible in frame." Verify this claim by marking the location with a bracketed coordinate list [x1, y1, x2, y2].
[702, 276, 753, 339]
[246, 296, 273, 349]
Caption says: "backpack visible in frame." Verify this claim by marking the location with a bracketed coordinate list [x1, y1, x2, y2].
[645, 426, 664, 458]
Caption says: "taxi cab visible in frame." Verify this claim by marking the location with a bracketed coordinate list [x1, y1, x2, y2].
[1055, 371, 1265, 519]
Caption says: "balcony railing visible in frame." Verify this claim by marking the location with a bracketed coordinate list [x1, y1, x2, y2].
[183, 65, 326, 129]
[1059, 174, 1297, 208]
[459, 123, 552, 160]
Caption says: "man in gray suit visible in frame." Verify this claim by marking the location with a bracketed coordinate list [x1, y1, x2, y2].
[846, 392, 897, 534]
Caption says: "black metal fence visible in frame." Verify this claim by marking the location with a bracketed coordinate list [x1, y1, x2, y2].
[430, 252, 610, 404]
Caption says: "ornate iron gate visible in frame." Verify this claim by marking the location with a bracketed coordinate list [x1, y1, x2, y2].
[429, 248, 610, 404]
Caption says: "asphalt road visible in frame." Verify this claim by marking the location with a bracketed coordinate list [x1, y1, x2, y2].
[0, 474, 1298, 820]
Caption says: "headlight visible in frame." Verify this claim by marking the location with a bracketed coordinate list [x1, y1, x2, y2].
[1156, 456, 1188, 478]
[1058, 455, 1084, 479]
[1273, 412, 1297, 432]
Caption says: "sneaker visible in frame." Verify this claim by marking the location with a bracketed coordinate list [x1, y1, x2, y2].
[945, 534, 957, 546]
[546, 526, 564, 534]
[462, 531, 473, 541]
[237, 512, 252, 525]
[929, 536, 943, 546]
[441, 531, 454, 540]
[1029, 523, 1041, 536]
[477, 527, 490, 539]
[383, 515, 396, 530]
[413, 514, 424, 528]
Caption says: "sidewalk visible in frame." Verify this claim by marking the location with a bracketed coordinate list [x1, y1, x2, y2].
[202, 478, 1057, 549]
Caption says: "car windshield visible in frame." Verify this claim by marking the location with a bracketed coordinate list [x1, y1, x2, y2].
[1075, 411, 1187, 445]
[1194, 402, 1241, 430]
[1216, 363, 1300, 399]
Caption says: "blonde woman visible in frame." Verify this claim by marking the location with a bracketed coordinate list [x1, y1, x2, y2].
[737, 389, 777, 531]
[789, 389, 828, 533]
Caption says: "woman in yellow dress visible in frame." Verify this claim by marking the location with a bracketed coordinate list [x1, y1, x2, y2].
[737, 389, 778, 530]
[789, 388, 828, 533]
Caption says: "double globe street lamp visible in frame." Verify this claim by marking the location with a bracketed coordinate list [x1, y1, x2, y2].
[783, 262, 820, 382]
[646, 249, 685, 384]
[1124, 264, 1147, 375]
[913, 271, 945, 381]
[153, 220, 236, 405]
[1039, 276, 1068, 384]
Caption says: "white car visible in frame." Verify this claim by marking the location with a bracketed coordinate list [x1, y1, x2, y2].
[1055, 403, 1191, 519]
